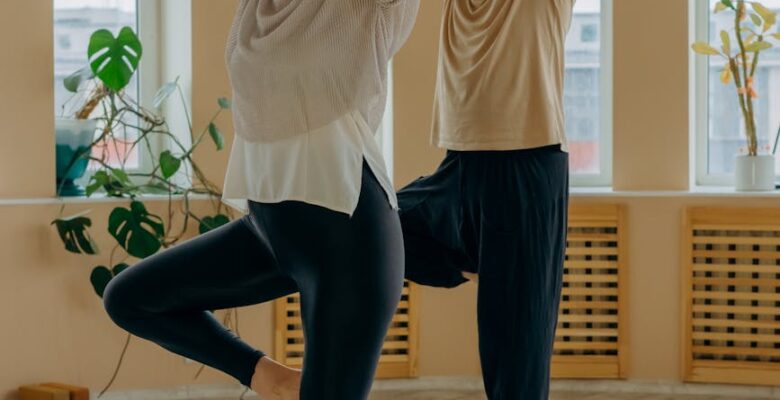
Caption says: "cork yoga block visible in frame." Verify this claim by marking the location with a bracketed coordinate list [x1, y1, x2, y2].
[41, 383, 89, 400]
[18, 385, 69, 400]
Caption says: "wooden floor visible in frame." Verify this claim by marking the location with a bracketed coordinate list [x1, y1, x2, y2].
[368, 390, 770, 400]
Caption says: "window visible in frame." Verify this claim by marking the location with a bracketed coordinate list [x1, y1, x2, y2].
[565, 0, 613, 186]
[54, 0, 160, 173]
[581, 24, 599, 43]
[693, 0, 780, 185]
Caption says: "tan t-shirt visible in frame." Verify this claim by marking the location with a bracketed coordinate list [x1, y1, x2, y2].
[432, 0, 574, 151]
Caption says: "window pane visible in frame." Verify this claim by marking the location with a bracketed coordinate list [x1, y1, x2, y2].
[707, 0, 780, 175]
[565, 0, 602, 175]
[54, 0, 139, 170]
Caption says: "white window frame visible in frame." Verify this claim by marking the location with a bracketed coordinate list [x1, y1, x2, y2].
[692, 0, 727, 186]
[135, 0, 165, 177]
[570, 0, 614, 187]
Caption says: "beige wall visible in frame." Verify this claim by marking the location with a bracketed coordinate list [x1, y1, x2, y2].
[1, 0, 779, 397]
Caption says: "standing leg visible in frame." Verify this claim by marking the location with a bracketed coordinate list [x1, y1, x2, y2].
[470, 147, 569, 400]
[254, 162, 405, 399]
[102, 216, 298, 386]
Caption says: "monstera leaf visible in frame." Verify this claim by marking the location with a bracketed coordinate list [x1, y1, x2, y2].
[52, 210, 99, 255]
[112, 263, 130, 276]
[199, 214, 230, 234]
[88, 27, 143, 92]
[108, 201, 164, 259]
[90, 263, 131, 298]
[90, 266, 113, 298]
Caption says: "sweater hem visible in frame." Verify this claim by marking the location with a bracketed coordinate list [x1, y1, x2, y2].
[434, 138, 569, 153]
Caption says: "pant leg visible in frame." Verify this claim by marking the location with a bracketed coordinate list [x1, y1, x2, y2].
[465, 146, 569, 400]
[397, 152, 472, 288]
[102, 216, 298, 386]
[251, 162, 404, 400]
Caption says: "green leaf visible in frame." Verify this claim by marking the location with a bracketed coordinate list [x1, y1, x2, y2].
[63, 66, 95, 93]
[208, 123, 224, 151]
[218, 97, 231, 109]
[773, 33, 780, 40]
[112, 263, 130, 276]
[86, 171, 109, 197]
[199, 214, 230, 234]
[750, 13, 763, 27]
[744, 40, 773, 52]
[88, 27, 143, 92]
[111, 168, 131, 184]
[85, 168, 136, 197]
[692, 42, 721, 56]
[90, 266, 113, 298]
[153, 81, 178, 108]
[159, 150, 182, 179]
[720, 30, 731, 54]
[139, 181, 172, 195]
[720, 0, 736, 11]
[51, 210, 99, 255]
[752, 2, 778, 32]
[108, 201, 164, 259]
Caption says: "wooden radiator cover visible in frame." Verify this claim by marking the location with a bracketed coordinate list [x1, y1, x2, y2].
[274, 281, 418, 378]
[683, 207, 780, 385]
[552, 204, 629, 379]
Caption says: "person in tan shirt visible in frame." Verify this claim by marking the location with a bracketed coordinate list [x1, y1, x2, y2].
[397, 1, 575, 398]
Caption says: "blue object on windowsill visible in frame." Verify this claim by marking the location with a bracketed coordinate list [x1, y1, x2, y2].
[55, 118, 97, 197]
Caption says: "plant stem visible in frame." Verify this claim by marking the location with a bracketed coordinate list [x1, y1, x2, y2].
[98, 333, 132, 398]
[735, 0, 758, 155]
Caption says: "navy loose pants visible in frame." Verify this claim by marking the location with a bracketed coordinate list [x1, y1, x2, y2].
[398, 145, 569, 400]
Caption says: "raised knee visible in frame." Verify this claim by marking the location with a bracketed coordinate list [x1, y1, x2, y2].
[102, 276, 139, 327]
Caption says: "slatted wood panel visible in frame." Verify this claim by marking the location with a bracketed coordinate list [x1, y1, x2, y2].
[274, 281, 418, 378]
[552, 204, 629, 379]
[682, 207, 780, 386]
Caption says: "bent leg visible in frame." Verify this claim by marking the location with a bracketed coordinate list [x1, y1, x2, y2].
[397, 153, 472, 288]
[103, 216, 297, 386]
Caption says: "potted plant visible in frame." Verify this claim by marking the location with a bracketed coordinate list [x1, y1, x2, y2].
[692, 0, 780, 191]
[51, 26, 238, 395]
[55, 64, 107, 196]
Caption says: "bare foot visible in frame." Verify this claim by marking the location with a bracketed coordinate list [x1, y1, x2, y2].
[250, 356, 301, 400]
[462, 271, 479, 283]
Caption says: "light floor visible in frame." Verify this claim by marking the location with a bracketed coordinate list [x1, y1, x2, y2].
[368, 390, 770, 400]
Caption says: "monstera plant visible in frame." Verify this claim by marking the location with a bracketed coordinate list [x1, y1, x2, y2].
[51, 27, 239, 394]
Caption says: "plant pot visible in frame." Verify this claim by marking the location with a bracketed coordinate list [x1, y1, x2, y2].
[734, 154, 776, 191]
[55, 118, 97, 196]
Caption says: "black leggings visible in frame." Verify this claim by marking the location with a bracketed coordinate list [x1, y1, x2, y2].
[103, 162, 404, 400]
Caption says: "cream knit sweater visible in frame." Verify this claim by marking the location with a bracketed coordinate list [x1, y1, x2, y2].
[226, 0, 419, 143]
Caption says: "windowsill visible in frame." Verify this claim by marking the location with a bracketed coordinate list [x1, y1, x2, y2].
[571, 186, 780, 197]
[0, 192, 216, 206]
[3, 187, 780, 206]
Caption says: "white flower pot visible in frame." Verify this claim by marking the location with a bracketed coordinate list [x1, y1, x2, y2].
[734, 154, 775, 191]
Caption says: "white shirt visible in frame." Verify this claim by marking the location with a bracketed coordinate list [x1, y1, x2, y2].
[221, 110, 398, 216]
